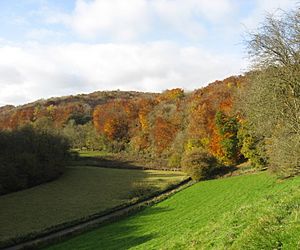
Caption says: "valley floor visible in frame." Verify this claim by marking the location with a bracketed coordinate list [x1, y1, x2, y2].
[47, 172, 300, 250]
[0, 166, 185, 248]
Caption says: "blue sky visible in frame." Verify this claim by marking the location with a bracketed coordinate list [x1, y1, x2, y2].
[0, 0, 297, 106]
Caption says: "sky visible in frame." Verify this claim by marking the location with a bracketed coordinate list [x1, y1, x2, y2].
[0, 0, 297, 106]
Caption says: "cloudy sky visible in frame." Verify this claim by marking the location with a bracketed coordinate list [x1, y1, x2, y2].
[0, 0, 297, 106]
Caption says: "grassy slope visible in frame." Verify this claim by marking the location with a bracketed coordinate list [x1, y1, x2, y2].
[0, 166, 186, 245]
[48, 172, 300, 250]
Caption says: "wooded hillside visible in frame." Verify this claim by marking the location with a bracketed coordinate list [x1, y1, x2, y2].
[0, 76, 246, 178]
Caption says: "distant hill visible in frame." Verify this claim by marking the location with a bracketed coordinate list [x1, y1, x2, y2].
[0, 90, 158, 130]
[0, 76, 244, 131]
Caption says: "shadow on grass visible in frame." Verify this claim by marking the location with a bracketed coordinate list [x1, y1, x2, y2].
[71, 152, 179, 171]
[71, 155, 149, 170]
[0, 158, 178, 249]
[209, 165, 238, 179]
[132, 206, 173, 218]
[65, 226, 156, 250]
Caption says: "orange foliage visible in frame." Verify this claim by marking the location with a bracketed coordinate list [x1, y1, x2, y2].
[0, 107, 35, 130]
[93, 100, 138, 141]
[188, 102, 215, 140]
[153, 116, 178, 154]
[0, 75, 246, 162]
[219, 97, 233, 114]
[187, 75, 244, 158]
[51, 103, 85, 127]
[136, 98, 156, 132]
[130, 133, 150, 151]
[209, 123, 225, 159]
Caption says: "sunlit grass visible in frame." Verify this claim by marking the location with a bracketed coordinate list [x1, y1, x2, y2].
[48, 172, 300, 249]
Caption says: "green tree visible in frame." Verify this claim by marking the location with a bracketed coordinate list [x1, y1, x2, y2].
[237, 122, 267, 169]
[215, 111, 240, 165]
[0, 126, 71, 194]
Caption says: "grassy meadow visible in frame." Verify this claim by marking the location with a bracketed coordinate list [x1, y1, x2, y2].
[47, 172, 300, 250]
[0, 166, 186, 247]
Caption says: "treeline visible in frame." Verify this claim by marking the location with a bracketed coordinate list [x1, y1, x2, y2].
[0, 8, 299, 182]
[238, 9, 300, 177]
[0, 126, 71, 194]
[0, 76, 246, 181]
[0, 91, 156, 130]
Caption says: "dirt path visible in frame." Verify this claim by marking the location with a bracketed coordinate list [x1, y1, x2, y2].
[3, 178, 192, 250]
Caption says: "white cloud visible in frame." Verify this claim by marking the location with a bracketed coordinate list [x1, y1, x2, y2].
[153, 0, 232, 24]
[50, 0, 234, 41]
[26, 28, 65, 41]
[0, 42, 246, 106]
[0, 66, 24, 86]
[59, 0, 150, 40]
[3, 0, 296, 107]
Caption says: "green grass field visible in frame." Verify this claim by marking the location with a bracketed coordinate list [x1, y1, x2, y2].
[0, 166, 186, 247]
[47, 172, 300, 250]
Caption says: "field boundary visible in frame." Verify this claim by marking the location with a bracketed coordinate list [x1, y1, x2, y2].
[2, 177, 192, 250]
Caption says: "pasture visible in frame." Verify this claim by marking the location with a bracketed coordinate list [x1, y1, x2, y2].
[0, 166, 186, 247]
[48, 172, 300, 249]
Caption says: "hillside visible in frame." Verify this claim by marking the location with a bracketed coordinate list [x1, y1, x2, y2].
[0, 75, 246, 171]
[0, 90, 158, 130]
[47, 172, 300, 249]
[1, 75, 251, 196]
[0, 76, 243, 130]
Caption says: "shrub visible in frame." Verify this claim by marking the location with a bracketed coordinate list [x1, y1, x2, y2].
[181, 149, 217, 181]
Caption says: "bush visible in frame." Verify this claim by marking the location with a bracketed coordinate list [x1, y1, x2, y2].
[181, 149, 217, 181]
[168, 153, 182, 168]
[0, 126, 71, 194]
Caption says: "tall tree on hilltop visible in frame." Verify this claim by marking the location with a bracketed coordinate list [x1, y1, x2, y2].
[241, 8, 300, 176]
